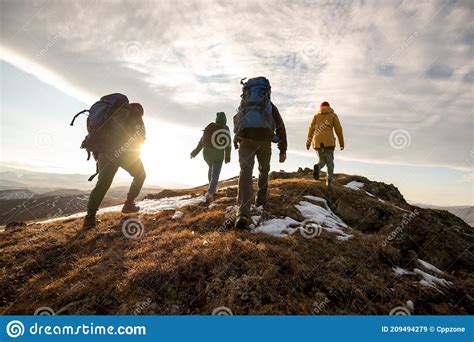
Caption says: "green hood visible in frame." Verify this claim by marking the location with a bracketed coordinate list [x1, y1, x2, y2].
[215, 112, 227, 125]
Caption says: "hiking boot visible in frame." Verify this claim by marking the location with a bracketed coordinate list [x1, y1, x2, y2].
[255, 199, 266, 209]
[205, 192, 214, 204]
[313, 164, 320, 180]
[122, 201, 140, 213]
[234, 216, 249, 230]
[82, 214, 97, 229]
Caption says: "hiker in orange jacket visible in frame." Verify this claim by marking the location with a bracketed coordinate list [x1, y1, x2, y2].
[306, 101, 344, 187]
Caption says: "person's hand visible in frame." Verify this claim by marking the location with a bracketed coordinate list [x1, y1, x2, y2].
[340, 146, 344, 151]
[234, 141, 239, 150]
[306, 144, 310, 150]
[225, 158, 230, 164]
[190, 153, 195, 159]
[279, 153, 287, 163]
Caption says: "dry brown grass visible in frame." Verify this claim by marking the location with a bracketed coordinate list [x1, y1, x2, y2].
[1, 174, 472, 315]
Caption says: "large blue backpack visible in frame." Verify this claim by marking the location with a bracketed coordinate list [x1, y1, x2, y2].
[70, 93, 130, 180]
[233, 77, 275, 134]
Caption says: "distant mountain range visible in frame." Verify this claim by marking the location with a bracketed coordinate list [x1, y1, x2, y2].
[0, 165, 98, 192]
[0, 186, 163, 224]
[408, 202, 474, 226]
[0, 164, 168, 224]
[0, 164, 471, 225]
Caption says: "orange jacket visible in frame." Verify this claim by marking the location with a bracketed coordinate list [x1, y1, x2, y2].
[306, 106, 344, 149]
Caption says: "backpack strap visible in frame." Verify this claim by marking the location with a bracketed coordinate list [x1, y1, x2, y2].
[88, 158, 99, 182]
[70, 109, 89, 126]
[86, 151, 100, 181]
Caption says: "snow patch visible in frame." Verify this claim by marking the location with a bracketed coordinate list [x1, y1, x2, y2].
[393, 267, 413, 276]
[296, 199, 348, 229]
[414, 268, 452, 288]
[253, 195, 352, 240]
[38, 195, 205, 224]
[253, 217, 300, 237]
[417, 259, 444, 275]
[343, 181, 365, 191]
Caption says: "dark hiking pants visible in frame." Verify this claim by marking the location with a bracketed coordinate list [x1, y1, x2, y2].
[206, 159, 223, 195]
[86, 152, 146, 216]
[237, 140, 272, 218]
[317, 147, 335, 181]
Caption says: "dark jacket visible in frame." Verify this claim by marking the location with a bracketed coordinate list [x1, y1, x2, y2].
[235, 103, 287, 153]
[191, 112, 231, 163]
[98, 108, 146, 156]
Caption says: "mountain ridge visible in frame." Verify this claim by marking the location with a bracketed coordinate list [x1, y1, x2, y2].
[1, 169, 472, 315]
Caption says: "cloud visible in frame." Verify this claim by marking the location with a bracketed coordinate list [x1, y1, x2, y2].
[0, 0, 472, 171]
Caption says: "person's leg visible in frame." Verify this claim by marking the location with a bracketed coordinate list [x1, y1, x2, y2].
[120, 153, 146, 207]
[237, 140, 257, 219]
[317, 148, 327, 169]
[208, 160, 223, 196]
[205, 159, 212, 183]
[255, 142, 272, 207]
[86, 154, 119, 223]
[326, 149, 335, 181]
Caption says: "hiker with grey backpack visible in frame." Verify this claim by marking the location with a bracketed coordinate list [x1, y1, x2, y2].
[233, 77, 287, 230]
[70, 94, 146, 229]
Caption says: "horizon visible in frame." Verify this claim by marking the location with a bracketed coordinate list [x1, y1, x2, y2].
[1, 0, 473, 206]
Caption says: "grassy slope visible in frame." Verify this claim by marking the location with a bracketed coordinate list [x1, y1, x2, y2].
[1, 172, 473, 315]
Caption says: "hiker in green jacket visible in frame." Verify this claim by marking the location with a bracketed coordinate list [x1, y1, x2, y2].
[190, 112, 231, 203]
[83, 102, 146, 229]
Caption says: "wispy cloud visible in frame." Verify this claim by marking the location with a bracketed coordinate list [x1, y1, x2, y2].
[0, 0, 472, 171]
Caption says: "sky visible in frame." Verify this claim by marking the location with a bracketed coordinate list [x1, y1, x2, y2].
[0, 0, 472, 206]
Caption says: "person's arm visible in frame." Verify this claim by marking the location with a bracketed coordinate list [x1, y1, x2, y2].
[333, 114, 344, 149]
[306, 116, 316, 150]
[272, 104, 287, 154]
[224, 126, 231, 163]
[190, 130, 205, 158]
[137, 115, 146, 143]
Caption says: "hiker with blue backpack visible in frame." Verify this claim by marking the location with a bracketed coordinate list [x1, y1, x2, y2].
[306, 101, 344, 188]
[70, 94, 146, 229]
[233, 77, 287, 230]
[190, 112, 232, 204]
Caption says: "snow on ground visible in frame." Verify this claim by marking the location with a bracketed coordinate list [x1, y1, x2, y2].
[295, 196, 352, 240]
[393, 262, 452, 289]
[208, 203, 221, 209]
[414, 268, 452, 288]
[417, 259, 444, 275]
[252, 195, 352, 240]
[172, 211, 184, 220]
[38, 195, 205, 224]
[253, 217, 300, 237]
[343, 181, 365, 191]
[393, 267, 413, 276]
[365, 191, 375, 197]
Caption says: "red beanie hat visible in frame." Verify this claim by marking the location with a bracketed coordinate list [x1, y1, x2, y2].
[320, 101, 330, 108]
